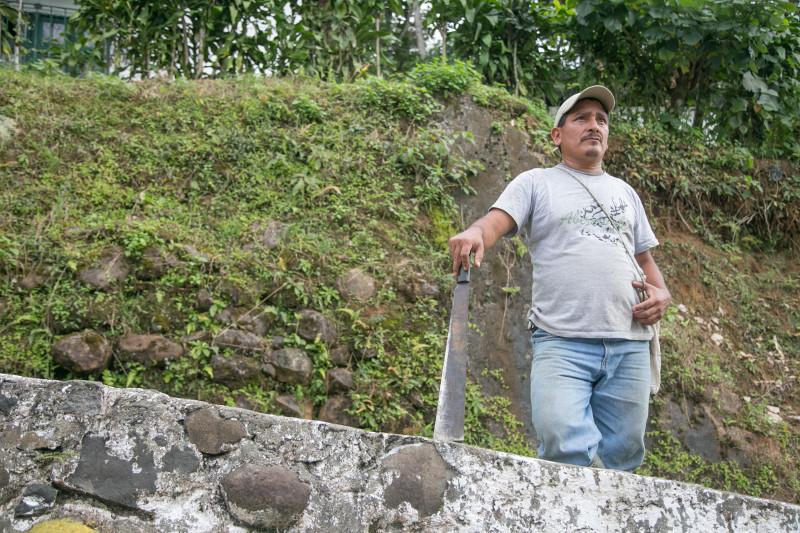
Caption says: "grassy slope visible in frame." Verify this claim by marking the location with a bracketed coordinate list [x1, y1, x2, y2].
[1, 69, 798, 502]
[643, 233, 799, 502]
[604, 125, 800, 503]
[0, 69, 538, 456]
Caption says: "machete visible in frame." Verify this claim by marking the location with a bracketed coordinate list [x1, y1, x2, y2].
[433, 265, 470, 442]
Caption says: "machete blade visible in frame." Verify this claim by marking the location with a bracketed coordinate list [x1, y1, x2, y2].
[433, 266, 470, 442]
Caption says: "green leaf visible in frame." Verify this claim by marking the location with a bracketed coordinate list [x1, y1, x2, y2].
[576, 1, 595, 20]
[603, 18, 622, 32]
[12, 314, 39, 325]
[466, 7, 476, 24]
[742, 72, 768, 93]
[730, 99, 748, 113]
[757, 93, 780, 112]
[473, 22, 483, 43]
[642, 27, 662, 42]
[657, 47, 676, 61]
[683, 30, 702, 46]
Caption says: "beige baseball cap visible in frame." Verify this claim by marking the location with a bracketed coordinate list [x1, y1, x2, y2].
[553, 85, 615, 128]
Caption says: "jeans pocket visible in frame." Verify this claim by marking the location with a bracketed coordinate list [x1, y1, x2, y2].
[531, 330, 553, 363]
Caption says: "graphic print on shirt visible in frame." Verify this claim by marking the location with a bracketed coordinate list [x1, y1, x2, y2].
[559, 197, 631, 246]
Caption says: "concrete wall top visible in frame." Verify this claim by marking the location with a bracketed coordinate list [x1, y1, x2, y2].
[1, 373, 799, 532]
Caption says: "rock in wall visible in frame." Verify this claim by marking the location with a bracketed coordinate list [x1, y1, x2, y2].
[2, 373, 799, 532]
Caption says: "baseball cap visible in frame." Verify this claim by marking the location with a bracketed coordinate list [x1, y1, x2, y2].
[553, 85, 615, 128]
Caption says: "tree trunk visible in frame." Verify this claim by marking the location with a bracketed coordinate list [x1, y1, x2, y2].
[181, 14, 190, 76]
[512, 39, 519, 96]
[692, 83, 704, 129]
[114, 37, 122, 75]
[104, 25, 113, 74]
[413, 0, 425, 59]
[375, 16, 381, 77]
[195, 25, 205, 78]
[143, 41, 150, 79]
[169, 33, 176, 79]
[690, 63, 705, 129]
[14, 0, 23, 71]
[439, 23, 446, 60]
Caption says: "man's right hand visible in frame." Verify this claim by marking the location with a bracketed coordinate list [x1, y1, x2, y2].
[448, 227, 485, 275]
[447, 209, 516, 275]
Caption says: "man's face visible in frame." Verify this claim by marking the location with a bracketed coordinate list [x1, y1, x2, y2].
[551, 98, 609, 166]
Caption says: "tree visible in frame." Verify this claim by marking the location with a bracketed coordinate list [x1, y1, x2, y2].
[0, 3, 23, 63]
[13, 0, 23, 70]
[64, 0, 281, 78]
[412, 0, 425, 59]
[50, 0, 800, 157]
[562, 0, 800, 153]
[426, 0, 565, 100]
[284, 0, 405, 81]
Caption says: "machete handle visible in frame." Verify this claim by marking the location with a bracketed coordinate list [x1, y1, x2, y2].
[457, 265, 470, 284]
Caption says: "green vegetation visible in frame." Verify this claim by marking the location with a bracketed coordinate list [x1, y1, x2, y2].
[606, 121, 800, 249]
[408, 59, 482, 99]
[0, 66, 536, 455]
[5, 1, 799, 157]
[640, 431, 779, 498]
[1, 62, 798, 503]
[566, 0, 800, 156]
[641, 238, 800, 503]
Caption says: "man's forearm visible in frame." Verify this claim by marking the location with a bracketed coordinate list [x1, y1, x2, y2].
[638, 252, 669, 292]
[632, 250, 671, 325]
[468, 211, 511, 251]
[448, 208, 516, 273]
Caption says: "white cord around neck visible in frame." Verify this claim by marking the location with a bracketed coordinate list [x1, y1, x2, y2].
[557, 166, 648, 303]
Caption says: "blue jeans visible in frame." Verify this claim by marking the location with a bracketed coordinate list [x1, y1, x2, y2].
[530, 328, 650, 471]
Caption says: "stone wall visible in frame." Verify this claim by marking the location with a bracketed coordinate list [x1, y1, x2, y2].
[1, 373, 799, 532]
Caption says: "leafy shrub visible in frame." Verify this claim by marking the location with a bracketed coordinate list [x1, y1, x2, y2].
[0, 234, 19, 273]
[606, 119, 800, 250]
[122, 223, 165, 259]
[351, 76, 439, 121]
[408, 59, 482, 99]
[470, 84, 533, 116]
[291, 96, 326, 123]
[641, 431, 779, 498]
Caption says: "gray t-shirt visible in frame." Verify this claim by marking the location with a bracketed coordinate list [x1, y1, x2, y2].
[491, 163, 658, 340]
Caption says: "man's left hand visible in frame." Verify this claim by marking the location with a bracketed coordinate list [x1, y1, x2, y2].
[631, 280, 671, 326]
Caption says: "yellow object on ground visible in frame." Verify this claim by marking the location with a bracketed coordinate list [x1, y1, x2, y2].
[27, 519, 97, 533]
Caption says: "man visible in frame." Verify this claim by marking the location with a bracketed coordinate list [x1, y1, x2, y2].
[447, 85, 671, 471]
